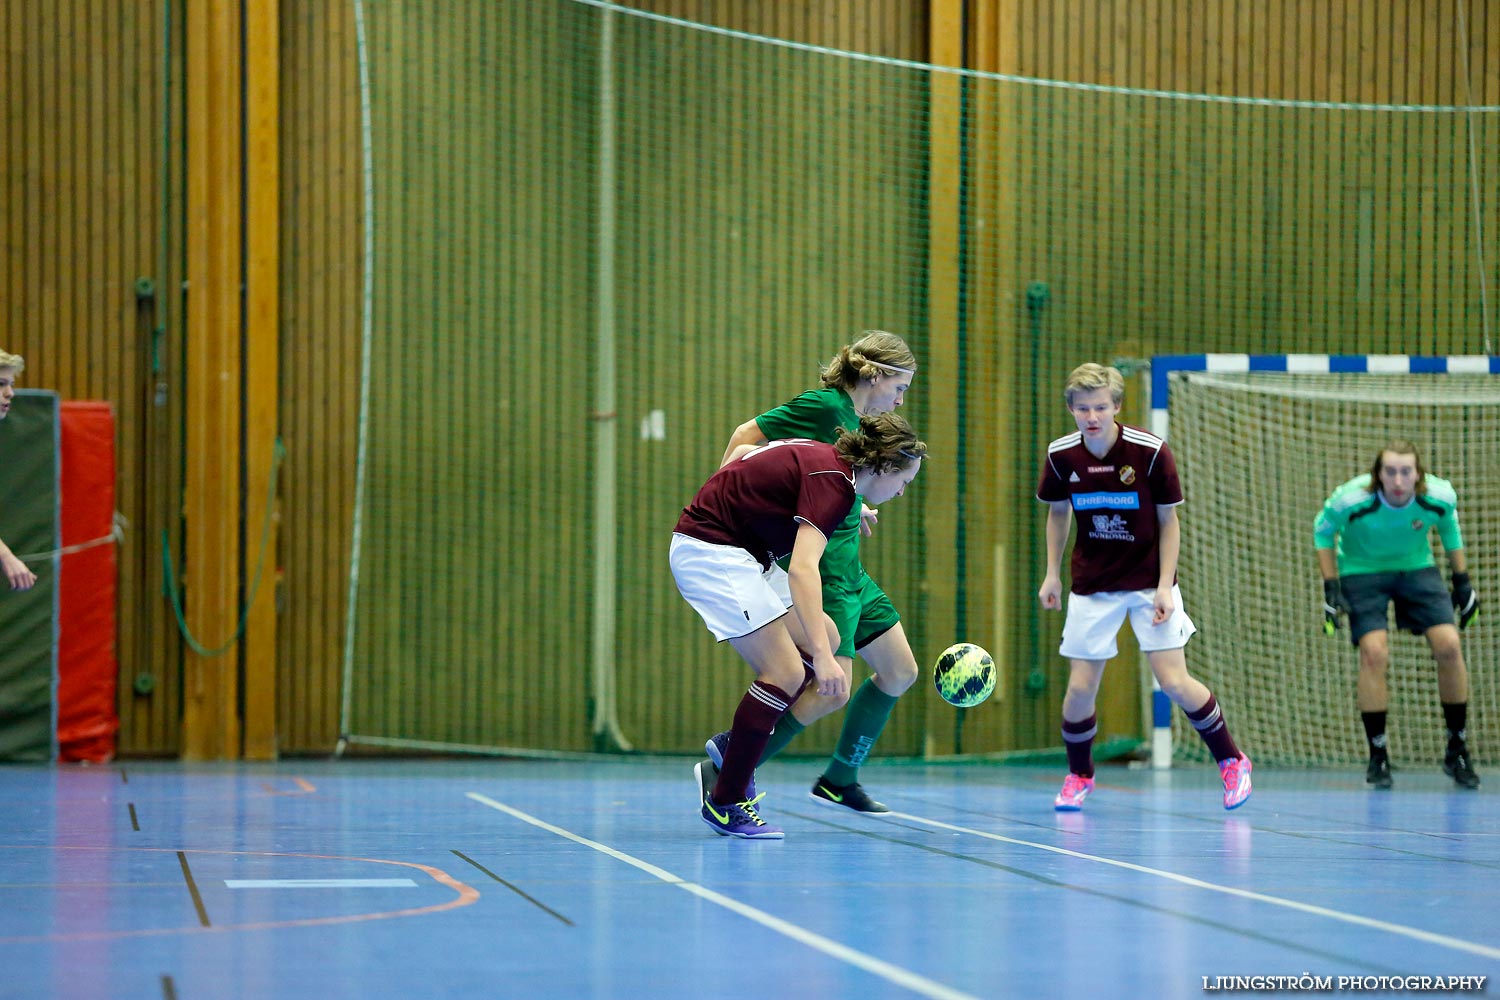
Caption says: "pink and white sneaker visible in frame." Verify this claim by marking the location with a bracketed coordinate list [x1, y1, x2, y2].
[1220, 754, 1253, 810]
[1053, 772, 1095, 811]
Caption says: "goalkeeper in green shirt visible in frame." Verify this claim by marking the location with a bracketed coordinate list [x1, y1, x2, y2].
[1315, 440, 1480, 790]
[701, 330, 920, 814]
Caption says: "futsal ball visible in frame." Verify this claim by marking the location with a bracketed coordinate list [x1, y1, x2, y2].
[932, 642, 996, 708]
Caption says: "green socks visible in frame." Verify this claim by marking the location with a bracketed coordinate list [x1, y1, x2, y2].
[822, 679, 899, 786]
[758, 712, 806, 763]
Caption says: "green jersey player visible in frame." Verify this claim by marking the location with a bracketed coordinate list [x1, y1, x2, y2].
[1315, 440, 1481, 789]
[703, 330, 920, 814]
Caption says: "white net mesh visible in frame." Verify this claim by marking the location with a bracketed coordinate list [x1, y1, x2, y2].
[1168, 370, 1500, 768]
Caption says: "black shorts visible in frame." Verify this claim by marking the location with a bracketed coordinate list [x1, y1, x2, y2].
[1342, 567, 1455, 645]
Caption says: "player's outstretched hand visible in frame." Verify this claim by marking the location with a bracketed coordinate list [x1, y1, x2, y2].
[1, 551, 35, 591]
[1452, 572, 1479, 630]
[1322, 578, 1348, 635]
[859, 504, 878, 538]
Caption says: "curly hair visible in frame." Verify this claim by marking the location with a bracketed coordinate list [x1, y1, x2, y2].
[0, 350, 24, 373]
[820, 330, 917, 389]
[834, 412, 927, 475]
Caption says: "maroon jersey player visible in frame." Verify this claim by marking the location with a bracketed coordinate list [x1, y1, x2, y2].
[1036, 363, 1251, 812]
[672, 412, 926, 839]
[0, 350, 37, 591]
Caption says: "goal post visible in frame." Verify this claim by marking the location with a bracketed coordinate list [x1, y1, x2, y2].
[1148, 354, 1500, 768]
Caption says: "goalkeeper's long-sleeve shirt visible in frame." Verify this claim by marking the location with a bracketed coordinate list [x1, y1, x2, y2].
[1313, 473, 1463, 576]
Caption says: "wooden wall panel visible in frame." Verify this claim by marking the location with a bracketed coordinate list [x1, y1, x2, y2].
[289, 1, 936, 756]
[276, 1, 362, 752]
[921, 0, 967, 757]
[621, 0, 928, 57]
[8, 0, 1492, 758]
[181, 0, 245, 760]
[601, 5, 934, 754]
[0, 0, 185, 756]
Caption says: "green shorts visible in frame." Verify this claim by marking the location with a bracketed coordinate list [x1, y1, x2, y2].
[778, 529, 901, 658]
[823, 569, 901, 659]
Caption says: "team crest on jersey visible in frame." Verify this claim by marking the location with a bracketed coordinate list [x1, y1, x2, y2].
[1119, 465, 1136, 485]
[1412, 519, 1425, 531]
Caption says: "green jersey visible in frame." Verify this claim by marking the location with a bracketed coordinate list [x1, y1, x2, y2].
[755, 387, 863, 576]
[1313, 473, 1463, 576]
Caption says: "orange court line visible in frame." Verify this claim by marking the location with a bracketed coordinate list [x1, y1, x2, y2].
[0, 845, 481, 943]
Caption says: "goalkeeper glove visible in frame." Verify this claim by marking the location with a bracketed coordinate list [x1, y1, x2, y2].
[1323, 578, 1348, 635]
[1451, 572, 1479, 630]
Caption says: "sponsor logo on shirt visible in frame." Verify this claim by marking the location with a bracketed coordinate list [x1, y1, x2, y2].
[1089, 514, 1135, 541]
[1119, 465, 1137, 485]
[1068, 471, 1081, 483]
[1087, 465, 1114, 473]
[1072, 491, 1140, 511]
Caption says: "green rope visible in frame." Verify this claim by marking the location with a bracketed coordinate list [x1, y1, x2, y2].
[161, 437, 285, 657]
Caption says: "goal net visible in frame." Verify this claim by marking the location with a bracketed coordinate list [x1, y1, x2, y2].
[1166, 364, 1500, 768]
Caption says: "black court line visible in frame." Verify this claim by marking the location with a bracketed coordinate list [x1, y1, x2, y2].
[780, 807, 1418, 977]
[879, 785, 1500, 875]
[119, 768, 128, 784]
[1224, 799, 1477, 842]
[1119, 800, 1500, 871]
[450, 849, 574, 925]
[176, 852, 210, 927]
[960, 781, 1500, 871]
[885, 783, 1497, 868]
[160, 974, 177, 1000]
[128, 804, 140, 831]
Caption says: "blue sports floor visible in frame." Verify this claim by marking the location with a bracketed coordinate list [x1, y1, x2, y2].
[1, 756, 1496, 999]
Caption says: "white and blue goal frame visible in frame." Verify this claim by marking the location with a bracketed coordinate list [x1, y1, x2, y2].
[1142, 353, 1500, 768]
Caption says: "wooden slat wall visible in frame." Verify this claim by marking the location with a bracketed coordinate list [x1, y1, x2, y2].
[603, 4, 934, 753]
[276, 1, 361, 752]
[7, 1, 1493, 757]
[957, 0, 1500, 753]
[622, 0, 927, 57]
[922, 0, 967, 757]
[316, 1, 933, 755]
[0, 0, 185, 755]
[181, 0, 244, 760]
[243, 0, 281, 760]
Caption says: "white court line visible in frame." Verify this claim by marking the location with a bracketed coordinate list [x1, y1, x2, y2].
[466, 792, 978, 1000]
[884, 811, 1500, 961]
[224, 879, 416, 889]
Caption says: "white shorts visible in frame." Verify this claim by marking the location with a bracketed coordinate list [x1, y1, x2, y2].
[670, 533, 792, 641]
[1059, 584, 1196, 661]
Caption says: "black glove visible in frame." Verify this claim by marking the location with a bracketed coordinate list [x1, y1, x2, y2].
[1323, 578, 1348, 635]
[1452, 572, 1479, 630]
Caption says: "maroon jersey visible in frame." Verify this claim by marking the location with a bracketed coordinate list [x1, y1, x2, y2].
[1036, 423, 1183, 594]
[674, 439, 857, 569]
